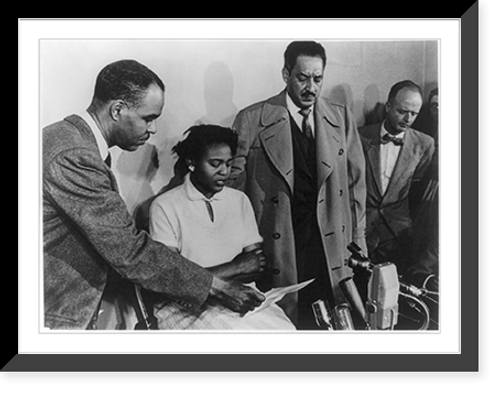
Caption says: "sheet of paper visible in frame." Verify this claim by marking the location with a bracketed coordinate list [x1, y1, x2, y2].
[247, 278, 315, 315]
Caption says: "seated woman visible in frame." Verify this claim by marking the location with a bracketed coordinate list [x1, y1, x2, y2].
[149, 124, 295, 330]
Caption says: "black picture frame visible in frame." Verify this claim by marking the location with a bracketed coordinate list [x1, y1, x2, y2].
[11, 7, 479, 372]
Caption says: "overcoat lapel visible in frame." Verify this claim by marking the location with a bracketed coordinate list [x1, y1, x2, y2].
[258, 93, 294, 193]
[364, 127, 384, 199]
[314, 100, 342, 188]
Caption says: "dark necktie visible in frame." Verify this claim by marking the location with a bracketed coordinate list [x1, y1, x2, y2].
[298, 108, 314, 140]
[381, 133, 404, 146]
[104, 154, 112, 168]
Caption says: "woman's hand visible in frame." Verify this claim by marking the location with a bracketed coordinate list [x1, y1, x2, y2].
[207, 248, 267, 283]
[230, 248, 267, 282]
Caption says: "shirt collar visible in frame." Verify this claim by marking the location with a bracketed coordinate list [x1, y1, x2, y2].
[381, 121, 405, 139]
[81, 110, 109, 161]
[184, 174, 226, 202]
[286, 93, 315, 130]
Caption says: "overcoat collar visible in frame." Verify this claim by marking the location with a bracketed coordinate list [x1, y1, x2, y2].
[257, 90, 343, 191]
[364, 124, 384, 198]
[314, 95, 342, 188]
[258, 91, 294, 192]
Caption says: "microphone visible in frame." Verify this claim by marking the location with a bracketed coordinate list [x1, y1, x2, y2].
[331, 303, 355, 330]
[347, 242, 373, 272]
[340, 276, 366, 321]
[312, 299, 334, 330]
[366, 262, 399, 330]
[312, 300, 355, 330]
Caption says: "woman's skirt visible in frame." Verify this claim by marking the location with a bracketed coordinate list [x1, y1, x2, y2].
[155, 298, 296, 330]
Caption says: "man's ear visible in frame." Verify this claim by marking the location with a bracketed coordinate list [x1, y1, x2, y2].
[110, 100, 126, 121]
[385, 101, 391, 113]
[281, 67, 289, 84]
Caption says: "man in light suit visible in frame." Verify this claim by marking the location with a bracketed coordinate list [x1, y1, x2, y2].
[43, 59, 264, 330]
[230, 41, 367, 329]
[358, 80, 435, 279]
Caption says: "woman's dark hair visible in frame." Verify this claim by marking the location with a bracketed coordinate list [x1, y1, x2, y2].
[172, 124, 238, 164]
[284, 41, 327, 72]
[92, 59, 165, 107]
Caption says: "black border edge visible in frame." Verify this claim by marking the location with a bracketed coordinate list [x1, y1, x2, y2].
[7, 9, 478, 372]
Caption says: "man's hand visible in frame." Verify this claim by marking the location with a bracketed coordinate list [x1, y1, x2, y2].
[209, 276, 265, 315]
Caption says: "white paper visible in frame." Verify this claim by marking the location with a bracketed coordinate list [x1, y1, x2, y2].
[247, 278, 315, 315]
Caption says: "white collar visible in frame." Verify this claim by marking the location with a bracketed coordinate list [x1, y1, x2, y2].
[185, 174, 226, 202]
[81, 110, 109, 161]
[286, 93, 315, 131]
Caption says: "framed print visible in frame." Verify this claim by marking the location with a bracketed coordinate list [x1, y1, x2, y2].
[12, 8, 479, 372]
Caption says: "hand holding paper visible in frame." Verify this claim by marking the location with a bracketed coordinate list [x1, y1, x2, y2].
[246, 278, 315, 315]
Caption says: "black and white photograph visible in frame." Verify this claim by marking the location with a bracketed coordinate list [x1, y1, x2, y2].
[39, 38, 440, 333]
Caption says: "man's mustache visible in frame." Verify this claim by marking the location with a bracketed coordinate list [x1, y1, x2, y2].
[301, 91, 316, 98]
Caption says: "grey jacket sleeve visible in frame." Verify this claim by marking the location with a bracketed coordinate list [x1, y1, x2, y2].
[44, 147, 213, 309]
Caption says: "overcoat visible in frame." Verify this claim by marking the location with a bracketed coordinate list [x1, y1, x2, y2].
[230, 91, 367, 320]
[43, 115, 213, 329]
[358, 122, 435, 272]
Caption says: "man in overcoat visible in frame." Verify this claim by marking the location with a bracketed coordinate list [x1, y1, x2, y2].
[230, 41, 367, 329]
[43, 59, 264, 330]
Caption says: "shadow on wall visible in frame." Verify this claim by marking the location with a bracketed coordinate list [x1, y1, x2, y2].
[327, 83, 386, 127]
[133, 60, 239, 233]
[196, 61, 238, 128]
[362, 83, 386, 127]
[133, 136, 187, 233]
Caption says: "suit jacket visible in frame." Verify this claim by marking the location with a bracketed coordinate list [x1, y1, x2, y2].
[358, 122, 435, 266]
[43, 115, 213, 329]
[230, 91, 367, 320]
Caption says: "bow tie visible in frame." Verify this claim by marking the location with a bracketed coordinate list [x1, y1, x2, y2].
[381, 133, 404, 146]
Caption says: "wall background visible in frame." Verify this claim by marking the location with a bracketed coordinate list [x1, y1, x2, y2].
[40, 39, 438, 217]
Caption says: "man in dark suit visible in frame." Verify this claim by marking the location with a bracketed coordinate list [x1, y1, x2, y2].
[43, 59, 264, 330]
[358, 80, 435, 279]
[229, 41, 367, 329]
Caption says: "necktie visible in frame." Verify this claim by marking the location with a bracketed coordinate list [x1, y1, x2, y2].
[298, 108, 314, 140]
[104, 154, 112, 168]
[381, 133, 404, 146]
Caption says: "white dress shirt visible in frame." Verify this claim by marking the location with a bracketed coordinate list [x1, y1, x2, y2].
[80, 110, 109, 161]
[380, 122, 405, 194]
[286, 94, 315, 137]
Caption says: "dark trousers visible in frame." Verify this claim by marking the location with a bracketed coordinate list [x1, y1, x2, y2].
[294, 216, 334, 330]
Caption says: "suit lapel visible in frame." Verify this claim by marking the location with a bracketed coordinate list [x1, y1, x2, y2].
[65, 114, 119, 192]
[383, 129, 414, 200]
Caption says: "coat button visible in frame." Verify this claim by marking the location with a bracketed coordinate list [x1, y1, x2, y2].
[272, 233, 281, 240]
[339, 148, 344, 155]
[339, 189, 343, 196]
[272, 197, 279, 204]
[342, 225, 345, 232]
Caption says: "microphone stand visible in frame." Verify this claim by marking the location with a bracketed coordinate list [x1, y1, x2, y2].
[311, 242, 433, 331]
